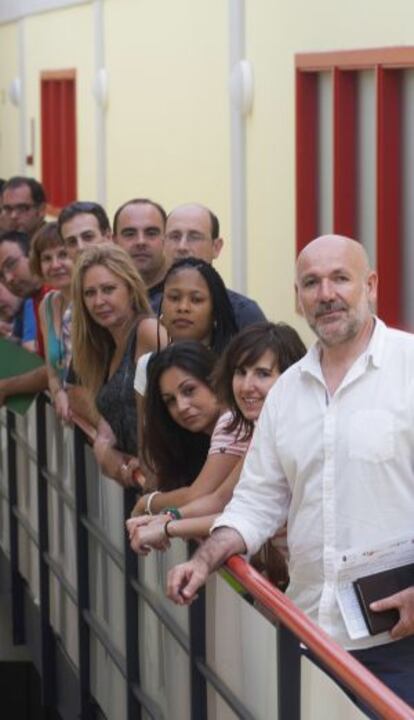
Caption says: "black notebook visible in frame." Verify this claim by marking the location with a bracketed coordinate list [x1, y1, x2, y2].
[353, 563, 414, 635]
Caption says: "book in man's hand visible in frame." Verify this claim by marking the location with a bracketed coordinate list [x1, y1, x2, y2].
[353, 563, 414, 635]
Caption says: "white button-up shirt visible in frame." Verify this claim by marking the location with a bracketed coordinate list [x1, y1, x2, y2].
[213, 319, 414, 649]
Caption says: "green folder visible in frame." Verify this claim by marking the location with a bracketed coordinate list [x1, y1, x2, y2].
[0, 337, 45, 416]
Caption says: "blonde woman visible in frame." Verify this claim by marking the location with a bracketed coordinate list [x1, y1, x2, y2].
[71, 244, 167, 486]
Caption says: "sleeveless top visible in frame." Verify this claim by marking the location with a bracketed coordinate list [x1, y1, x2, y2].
[44, 291, 66, 382]
[96, 324, 140, 456]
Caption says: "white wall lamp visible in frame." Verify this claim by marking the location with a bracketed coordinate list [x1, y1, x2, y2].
[8, 76, 21, 107]
[92, 67, 108, 109]
[229, 59, 254, 116]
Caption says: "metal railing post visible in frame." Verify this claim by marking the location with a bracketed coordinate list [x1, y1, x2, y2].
[123, 488, 141, 720]
[277, 623, 301, 720]
[188, 542, 207, 720]
[6, 409, 25, 644]
[74, 424, 93, 719]
[36, 393, 56, 709]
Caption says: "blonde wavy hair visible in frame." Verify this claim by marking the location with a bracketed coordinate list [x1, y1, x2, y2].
[71, 243, 152, 395]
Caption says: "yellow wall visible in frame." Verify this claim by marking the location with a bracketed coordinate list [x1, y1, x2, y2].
[2, 0, 414, 339]
[23, 3, 96, 201]
[0, 22, 20, 178]
[245, 0, 414, 336]
[104, 0, 231, 275]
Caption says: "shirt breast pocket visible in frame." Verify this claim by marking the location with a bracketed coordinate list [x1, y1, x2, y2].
[348, 409, 395, 463]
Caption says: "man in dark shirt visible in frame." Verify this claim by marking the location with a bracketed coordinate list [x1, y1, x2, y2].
[113, 198, 168, 312]
[1, 176, 47, 239]
[164, 203, 266, 327]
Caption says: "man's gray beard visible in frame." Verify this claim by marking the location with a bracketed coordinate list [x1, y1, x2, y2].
[312, 315, 361, 347]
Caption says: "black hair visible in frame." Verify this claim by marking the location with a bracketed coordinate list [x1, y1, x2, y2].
[143, 341, 217, 490]
[113, 198, 167, 235]
[58, 201, 111, 235]
[2, 176, 47, 205]
[0, 230, 31, 256]
[161, 257, 238, 354]
[213, 321, 307, 440]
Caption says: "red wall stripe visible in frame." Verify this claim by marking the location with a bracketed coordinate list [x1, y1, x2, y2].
[41, 74, 77, 209]
[376, 67, 402, 326]
[296, 70, 319, 254]
[333, 69, 357, 238]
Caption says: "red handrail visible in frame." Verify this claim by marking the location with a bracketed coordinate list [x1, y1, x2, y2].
[227, 555, 414, 720]
[72, 410, 414, 720]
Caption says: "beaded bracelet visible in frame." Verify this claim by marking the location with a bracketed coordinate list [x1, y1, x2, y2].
[164, 506, 182, 520]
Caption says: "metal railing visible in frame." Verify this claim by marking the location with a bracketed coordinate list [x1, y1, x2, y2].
[0, 396, 413, 720]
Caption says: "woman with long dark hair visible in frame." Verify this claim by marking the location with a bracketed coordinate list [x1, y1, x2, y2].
[134, 340, 250, 514]
[128, 322, 306, 586]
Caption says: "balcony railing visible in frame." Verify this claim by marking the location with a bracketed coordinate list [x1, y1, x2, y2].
[0, 395, 412, 720]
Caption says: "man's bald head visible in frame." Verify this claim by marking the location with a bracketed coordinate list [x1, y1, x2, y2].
[297, 235, 371, 281]
[295, 234, 377, 348]
[165, 203, 223, 264]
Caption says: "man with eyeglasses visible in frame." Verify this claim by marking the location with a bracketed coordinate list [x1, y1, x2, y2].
[164, 203, 265, 327]
[1, 176, 47, 239]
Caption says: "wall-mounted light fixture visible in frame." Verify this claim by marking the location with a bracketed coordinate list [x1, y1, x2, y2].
[229, 59, 254, 116]
[8, 76, 21, 107]
[92, 67, 108, 109]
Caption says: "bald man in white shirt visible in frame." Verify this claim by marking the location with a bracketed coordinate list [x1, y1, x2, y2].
[167, 235, 414, 711]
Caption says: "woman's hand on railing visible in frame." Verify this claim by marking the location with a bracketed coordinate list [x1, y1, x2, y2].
[93, 426, 145, 488]
[126, 514, 170, 555]
[119, 456, 145, 488]
[53, 388, 73, 424]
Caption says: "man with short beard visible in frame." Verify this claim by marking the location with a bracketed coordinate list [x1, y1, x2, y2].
[168, 235, 414, 713]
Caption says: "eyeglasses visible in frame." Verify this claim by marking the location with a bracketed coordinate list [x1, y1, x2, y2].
[165, 231, 209, 244]
[1, 203, 37, 215]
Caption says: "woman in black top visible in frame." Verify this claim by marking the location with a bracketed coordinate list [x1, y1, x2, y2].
[71, 243, 167, 486]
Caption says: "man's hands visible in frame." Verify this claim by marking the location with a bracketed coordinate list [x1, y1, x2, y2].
[167, 557, 210, 605]
[371, 586, 414, 640]
[167, 527, 246, 605]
